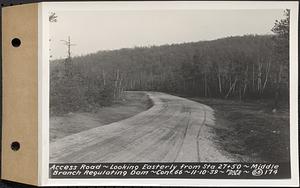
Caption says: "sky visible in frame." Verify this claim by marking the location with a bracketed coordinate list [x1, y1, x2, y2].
[49, 9, 285, 60]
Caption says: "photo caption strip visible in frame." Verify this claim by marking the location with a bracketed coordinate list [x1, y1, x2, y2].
[49, 163, 290, 179]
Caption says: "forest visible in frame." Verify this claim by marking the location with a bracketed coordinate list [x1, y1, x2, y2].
[50, 11, 289, 115]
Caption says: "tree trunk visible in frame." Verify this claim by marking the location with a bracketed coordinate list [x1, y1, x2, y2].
[274, 65, 283, 109]
[225, 77, 237, 99]
[102, 70, 106, 86]
[218, 71, 222, 95]
[204, 73, 207, 97]
[252, 63, 255, 90]
[257, 63, 262, 93]
[262, 60, 271, 92]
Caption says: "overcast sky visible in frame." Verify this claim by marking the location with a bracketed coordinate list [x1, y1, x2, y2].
[49, 9, 285, 59]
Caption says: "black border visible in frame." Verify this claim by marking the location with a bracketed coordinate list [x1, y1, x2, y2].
[0, 0, 298, 187]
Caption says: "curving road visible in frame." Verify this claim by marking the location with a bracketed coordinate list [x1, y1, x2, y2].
[50, 92, 234, 163]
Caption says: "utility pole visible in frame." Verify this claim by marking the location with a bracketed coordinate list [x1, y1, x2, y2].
[61, 36, 76, 76]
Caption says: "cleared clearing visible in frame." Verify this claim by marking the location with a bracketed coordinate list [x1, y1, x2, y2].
[188, 97, 290, 162]
[50, 91, 235, 163]
[50, 91, 152, 142]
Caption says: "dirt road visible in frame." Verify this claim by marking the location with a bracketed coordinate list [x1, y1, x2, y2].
[50, 92, 234, 163]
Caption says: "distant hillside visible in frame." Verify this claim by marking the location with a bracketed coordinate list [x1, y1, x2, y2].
[50, 34, 289, 114]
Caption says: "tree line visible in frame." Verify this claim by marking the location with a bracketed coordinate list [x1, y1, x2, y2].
[50, 10, 289, 115]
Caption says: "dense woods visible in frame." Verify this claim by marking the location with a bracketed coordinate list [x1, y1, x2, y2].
[50, 11, 289, 115]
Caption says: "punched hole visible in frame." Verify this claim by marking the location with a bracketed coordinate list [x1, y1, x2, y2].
[11, 142, 20, 151]
[11, 38, 21, 47]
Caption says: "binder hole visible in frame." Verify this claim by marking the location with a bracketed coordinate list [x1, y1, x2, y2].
[11, 142, 20, 151]
[11, 38, 21, 47]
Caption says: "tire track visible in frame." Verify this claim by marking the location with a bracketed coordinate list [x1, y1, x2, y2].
[196, 108, 206, 162]
[173, 106, 191, 162]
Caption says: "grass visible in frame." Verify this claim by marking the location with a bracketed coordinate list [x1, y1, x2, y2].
[187, 97, 290, 162]
[50, 91, 152, 142]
